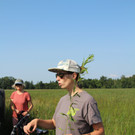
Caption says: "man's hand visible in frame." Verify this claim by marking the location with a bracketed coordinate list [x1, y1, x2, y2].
[23, 119, 38, 135]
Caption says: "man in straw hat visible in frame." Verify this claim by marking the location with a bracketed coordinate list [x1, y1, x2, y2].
[24, 59, 104, 135]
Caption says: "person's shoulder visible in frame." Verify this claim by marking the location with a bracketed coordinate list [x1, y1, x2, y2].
[80, 91, 96, 104]
[23, 91, 30, 95]
[10, 91, 17, 98]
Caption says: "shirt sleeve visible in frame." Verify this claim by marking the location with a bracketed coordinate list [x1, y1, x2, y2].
[10, 92, 15, 100]
[83, 97, 102, 126]
[26, 92, 31, 101]
[53, 99, 61, 120]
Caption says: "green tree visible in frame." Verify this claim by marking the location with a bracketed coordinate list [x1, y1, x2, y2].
[106, 78, 114, 88]
[35, 81, 44, 89]
[131, 75, 135, 88]
[121, 75, 128, 88]
[100, 76, 107, 88]
[25, 81, 35, 89]
[0, 76, 15, 89]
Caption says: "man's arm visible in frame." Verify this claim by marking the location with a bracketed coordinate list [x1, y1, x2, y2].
[23, 118, 55, 135]
[83, 122, 105, 135]
[37, 118, 56, 129]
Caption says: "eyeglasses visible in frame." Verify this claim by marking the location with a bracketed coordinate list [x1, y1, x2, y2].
[56, 72, 73, 79]
[15, 84, 22, 87]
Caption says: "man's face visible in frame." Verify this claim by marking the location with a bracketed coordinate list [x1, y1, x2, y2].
[56, 72, 74, 89]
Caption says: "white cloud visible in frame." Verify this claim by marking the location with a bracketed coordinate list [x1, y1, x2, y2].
[125, 75, 132, 78]
[108, 74, 119, 78]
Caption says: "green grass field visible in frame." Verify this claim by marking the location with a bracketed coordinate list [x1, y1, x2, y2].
[2, 88, 135, 135]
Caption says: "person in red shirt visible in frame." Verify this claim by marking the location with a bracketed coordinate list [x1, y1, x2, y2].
[10, 79, 33, 126]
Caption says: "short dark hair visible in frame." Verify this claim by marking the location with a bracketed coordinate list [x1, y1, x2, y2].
[68, 71, 80, 81]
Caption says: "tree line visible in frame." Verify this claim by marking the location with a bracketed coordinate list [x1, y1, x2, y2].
[0, 75, 135, 90]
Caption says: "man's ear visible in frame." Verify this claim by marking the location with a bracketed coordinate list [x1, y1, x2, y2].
[72, 72, 77, 80]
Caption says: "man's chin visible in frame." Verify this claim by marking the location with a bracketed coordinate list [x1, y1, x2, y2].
[60, 86, 65, 89]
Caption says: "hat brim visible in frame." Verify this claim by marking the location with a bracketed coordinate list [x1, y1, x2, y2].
[12, 83, 25, 88]
[48, 68, 68, 73]
[15, 82, 23, 85]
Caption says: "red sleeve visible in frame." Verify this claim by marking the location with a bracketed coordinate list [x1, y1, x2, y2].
[10, 91, 15, 99]
[26, 92, 31, 101]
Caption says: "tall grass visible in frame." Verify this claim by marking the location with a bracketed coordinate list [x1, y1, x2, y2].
[3, 89, 135, 135]
[85, 89, 135, 135]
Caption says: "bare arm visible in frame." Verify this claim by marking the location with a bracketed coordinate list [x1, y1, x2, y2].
[23, 118, 55, 135]
[27, 100, 33, 113]
[83, 122, 105, 135]
[37, 118, 55, 129]
[10, 99, 19, 114]
[22, 100, 33, 116]
[10, 99, 15, 111]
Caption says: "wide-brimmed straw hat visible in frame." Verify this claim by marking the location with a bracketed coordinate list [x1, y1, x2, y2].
[12, 79, 25, 88]
[48, 59, 80, 73]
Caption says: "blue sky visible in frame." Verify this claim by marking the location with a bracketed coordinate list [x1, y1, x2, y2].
[0, 0, 135, 84]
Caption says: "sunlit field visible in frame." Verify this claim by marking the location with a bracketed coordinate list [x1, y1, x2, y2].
[2, 88, 135, 135]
